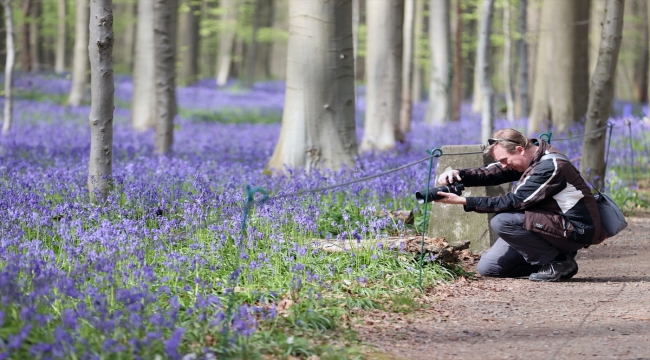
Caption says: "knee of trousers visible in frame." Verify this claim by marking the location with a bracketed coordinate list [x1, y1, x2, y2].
[489, 213, 508, 234]
[476, 256, 501, 277]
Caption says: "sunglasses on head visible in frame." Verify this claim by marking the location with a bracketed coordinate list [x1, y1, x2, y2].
[487, 138, 520, 146]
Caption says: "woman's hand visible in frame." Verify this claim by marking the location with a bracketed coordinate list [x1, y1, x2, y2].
[437, 169, 462, 185]
[433, 192, 467, 205]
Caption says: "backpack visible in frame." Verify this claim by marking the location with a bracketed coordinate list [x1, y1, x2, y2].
[540, 153, 628, 238]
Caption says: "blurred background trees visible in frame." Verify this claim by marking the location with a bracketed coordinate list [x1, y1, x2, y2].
[1, 0, 639, 170]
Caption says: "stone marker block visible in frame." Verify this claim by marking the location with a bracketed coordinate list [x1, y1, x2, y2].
[426, 145, 512, 254]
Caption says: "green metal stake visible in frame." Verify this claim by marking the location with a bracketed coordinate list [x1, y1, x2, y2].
[539, 132, 553, 144]
[222, 185, 268, 354]
[418, 148, 443, 289]
[626, 120, 636, 186]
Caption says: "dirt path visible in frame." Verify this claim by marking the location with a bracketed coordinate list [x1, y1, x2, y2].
[357, 217, 650, 360]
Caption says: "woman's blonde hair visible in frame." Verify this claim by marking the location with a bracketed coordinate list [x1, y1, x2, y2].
[484, 128, 532, 156]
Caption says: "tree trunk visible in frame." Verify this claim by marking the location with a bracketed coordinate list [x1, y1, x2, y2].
[267, 0, 357, 172]
[21, 0, 31, 72]
[360, 0, 404, 151]
[245, 0, 260, 87]
[502, 0, 514, 122]
[55, 0, 66, 73]
[528, 0, 590, 134]
[216, 0, 237, 86]
[178, 0, 200, 86]
[68, 0, 89, 106]
[451, 0, 462, 121]
[581, 0, 624, 190]
[515, 0, 529, 119]
[633, 0, 648, 103]
[352, 0, 359, 69]
[199, 0, 217, 78]
[122, 0, 136, 72]
[269, 0, 287, 79]
[254, 0, 273, 79]
[411, 0, 425, 102]
[153, 0, 177, 155]
[1, 0, 15, 136]
[131, 0, 155, 130]
[471, 0, 483, 113]
[0, 5, 5, 66]
[399, 0, 415, 133]
[87, 0, 114, 203]
[478, 0, 494, 142]
[426, 0, 451, 125]
[29, 0, 40, 71]
[590, 0, 607, 79]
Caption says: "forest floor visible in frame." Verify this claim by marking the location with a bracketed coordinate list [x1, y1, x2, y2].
[355, 212, 650, 360]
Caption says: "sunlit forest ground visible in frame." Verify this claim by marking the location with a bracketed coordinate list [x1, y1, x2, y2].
[1, 72, 648, 358]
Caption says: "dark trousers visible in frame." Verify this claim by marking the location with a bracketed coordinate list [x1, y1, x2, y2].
[476, 212, 585, 278]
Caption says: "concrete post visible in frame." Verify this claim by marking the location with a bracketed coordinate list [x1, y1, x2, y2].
[426, 145, 512, 254]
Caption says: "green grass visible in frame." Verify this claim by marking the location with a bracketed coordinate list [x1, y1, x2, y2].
[178, 107, 282, 124]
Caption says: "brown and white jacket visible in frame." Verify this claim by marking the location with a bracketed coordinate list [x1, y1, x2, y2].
[460, 140, 606, 245]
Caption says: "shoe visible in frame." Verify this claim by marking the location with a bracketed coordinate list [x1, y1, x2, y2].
[529, 257, 578, 282]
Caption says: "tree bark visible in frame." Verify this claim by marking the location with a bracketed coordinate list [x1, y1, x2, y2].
[55, 0, 66, 73]
[267, 0, 357, 172]
[471, 0, 483, 113]
[478, 0, 495, 142]
[633, 0, 648, 103]
[122, 0, 137, 72]
[28, 0, 40, 71]
[1, 0, 15, 136]
[426, 0, 451, 126]
[360, 0, 404, 151]
[153, 0, 177, 155]
[451, 0, 462, 121]
[590, 0, 607, 79]
[131, 0, 155, 130]
[178, 0, 200, 85]
[244, 0, 260, 87]
[216, 0, 237, 86]
[515, 0, 529, 119]
[87, 0, 114, 203]
[581, 0, 624, 190]
[503, 0, 514, 122]
[528, 0, 590, 134]
[399, 0, 415, 133]
[411, 0, 425, 102]
[21, 0, 31, 73]
[68, 0, 89, 106]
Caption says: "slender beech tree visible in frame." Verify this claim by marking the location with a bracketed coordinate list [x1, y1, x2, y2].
[471, 0, 483, 113]
[411, 0, 425, 102]
[426, 0, 451, 125]
[122, 0, 137, 72]
[28, 0, 40, 71]
[590, 0, 607, 79]
[245, 0, 261, 87]
[55, 0, 66, 73]
[68, 0, 89, 106]
[515, 0, 529, 119]
[268, 0, 357, 172]
[254, 0, 273, 78]
[21, 0, 31, 72]
[178, 0, 200, 85]
[502, 0, 514, 122]
[528, 0, 590, 134]
[451, 0, 463, 121]
[477, 0, 495, 142]
[131, 0, 155, 130]
[352, 0, 359, 69]
[153, 0, 178, 155]
[216, 0, 237, 86]
[361, 0, 404, 151]
[87, 0, 114, 203]
[633, 0, 648, 103]
[1, 0, 15, 136]
[399, 0, 415, 133]
[581, 0, 624, 190]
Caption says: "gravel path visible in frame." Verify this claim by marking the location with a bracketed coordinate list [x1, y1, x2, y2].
[357, 216, 650, 360]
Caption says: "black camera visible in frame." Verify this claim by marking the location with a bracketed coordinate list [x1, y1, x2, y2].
[415, 182, 465, 204]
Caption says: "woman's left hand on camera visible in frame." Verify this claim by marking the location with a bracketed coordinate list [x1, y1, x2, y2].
[433, 192, 467, 205]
